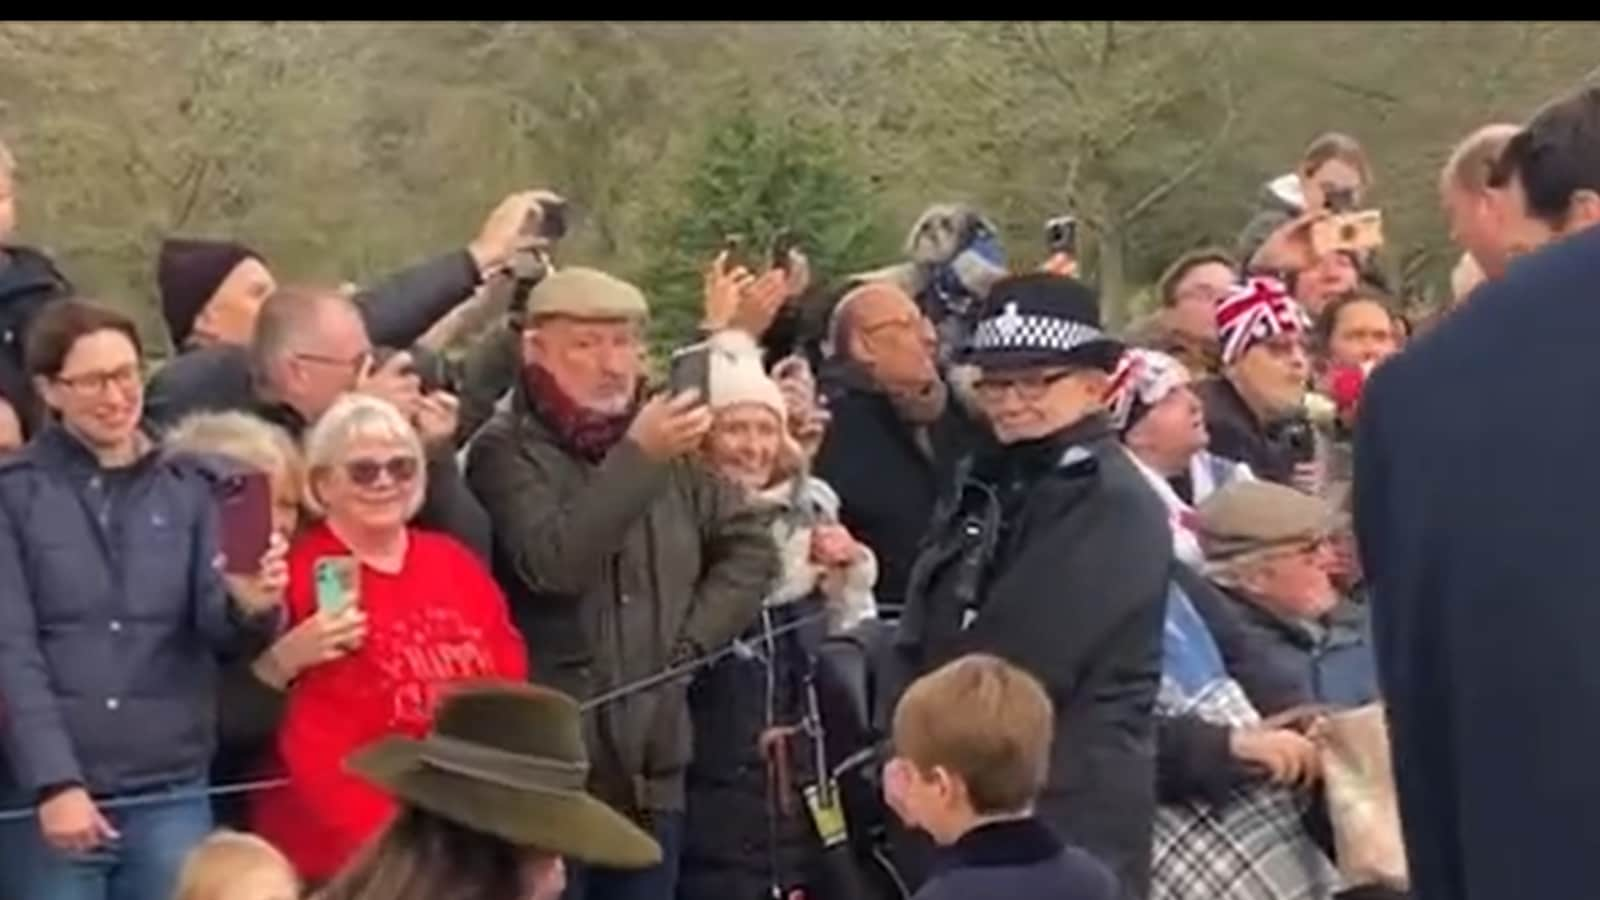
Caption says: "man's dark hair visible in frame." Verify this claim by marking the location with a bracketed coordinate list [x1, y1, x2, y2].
[1156, 249, 1237, 309]
[24, 299, 142, 378]
[1489, 86, 1600, 228]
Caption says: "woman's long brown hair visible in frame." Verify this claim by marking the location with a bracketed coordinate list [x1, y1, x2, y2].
[316, 806, 525, 900]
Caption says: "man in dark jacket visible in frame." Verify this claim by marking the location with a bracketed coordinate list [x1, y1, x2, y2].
[1355, 86, 1600, 900]
[0, 137, 73, 439]
[896, 274, 1171, 898]
[464, 267, 778, 900]
[1196, 277, 1315, 487]
[142, 190, 551, 433]
[814, 282, 981, 618]
[246, 284, 489, 558]
[0, 300, 283, 899]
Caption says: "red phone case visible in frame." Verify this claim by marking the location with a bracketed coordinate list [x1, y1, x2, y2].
[218, 471, 273, 575]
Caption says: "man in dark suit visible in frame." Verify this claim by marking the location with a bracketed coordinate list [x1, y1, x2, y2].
[1355, 85, 1600, 900]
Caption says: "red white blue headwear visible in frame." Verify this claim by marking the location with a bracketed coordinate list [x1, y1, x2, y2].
[1104, 348, 1191, 434]
[1215, 276, 1309, 366]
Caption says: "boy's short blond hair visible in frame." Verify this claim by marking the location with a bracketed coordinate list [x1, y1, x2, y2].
[0, 137, 14, 178]
[174, 829, 296, 900]
[892, 653, 1054, 815]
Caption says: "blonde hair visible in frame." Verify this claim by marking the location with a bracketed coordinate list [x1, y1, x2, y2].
[0, 137, 14, 178]
[166, 410, 303, 494]
[174, 830, 297, 900]
[302, 393, 426, 519]
[1443, 124, 1520, 194]
[892, 653, 1053, 815]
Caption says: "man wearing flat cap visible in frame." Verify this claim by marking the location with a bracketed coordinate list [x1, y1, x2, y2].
[894, 273, 1171, 899]
[1196, 480, 1378, 709]
[465, 267, 778, 900]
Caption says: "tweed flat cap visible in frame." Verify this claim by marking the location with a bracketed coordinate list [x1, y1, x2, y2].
[1195, 480, 1342, 562]
[526, 267, 649, 321]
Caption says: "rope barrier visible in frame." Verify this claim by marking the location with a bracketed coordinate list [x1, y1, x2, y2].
[0, 776, 291, 823]
[0, 605, 843, 823]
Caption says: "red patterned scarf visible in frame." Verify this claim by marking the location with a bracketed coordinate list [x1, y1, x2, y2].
[522, 363, 640, 463]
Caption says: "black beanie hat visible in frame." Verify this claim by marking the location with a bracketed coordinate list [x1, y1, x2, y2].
[157, 238, 263, 347]
[962, 273, 1123, 372]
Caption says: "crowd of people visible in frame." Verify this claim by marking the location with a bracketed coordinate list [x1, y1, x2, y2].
[0, 77, 1597, 900]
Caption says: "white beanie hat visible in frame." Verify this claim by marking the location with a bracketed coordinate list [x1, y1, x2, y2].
[705, 330, 786, 426]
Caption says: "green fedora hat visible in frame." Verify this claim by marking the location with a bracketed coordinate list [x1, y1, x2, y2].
[346, 680, 661, 869]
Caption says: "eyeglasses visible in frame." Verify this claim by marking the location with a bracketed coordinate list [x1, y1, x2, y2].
[53, 364, 140, 396]
[343, 455, 419, 488]
[295, 349, 372, 376]
[972, 369, 1077, 403]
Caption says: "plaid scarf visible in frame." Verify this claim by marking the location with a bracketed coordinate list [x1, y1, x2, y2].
[522, 363, 639, 464]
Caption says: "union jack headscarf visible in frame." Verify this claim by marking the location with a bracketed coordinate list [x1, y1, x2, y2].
[1215, 276, 1309, 366]
[1104, 348, 1191, 433]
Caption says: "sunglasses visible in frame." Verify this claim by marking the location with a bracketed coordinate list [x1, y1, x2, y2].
[343, 455, 419, 488]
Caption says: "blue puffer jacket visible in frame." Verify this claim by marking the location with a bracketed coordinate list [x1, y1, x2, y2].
[0, 424, 260, 799]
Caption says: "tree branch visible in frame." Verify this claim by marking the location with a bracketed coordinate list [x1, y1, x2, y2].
[1119, 81, 1237, 225]
[1022, 22, 1084, 105]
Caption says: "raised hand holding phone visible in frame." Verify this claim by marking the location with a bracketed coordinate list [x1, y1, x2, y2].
[223, 532, 289, 617]
[218, 470, 273, 576]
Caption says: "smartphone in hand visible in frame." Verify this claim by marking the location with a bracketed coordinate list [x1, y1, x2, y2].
[217, 471, 272, 576]
[668, 344, 713, 403]
[313, 556, 361, 615]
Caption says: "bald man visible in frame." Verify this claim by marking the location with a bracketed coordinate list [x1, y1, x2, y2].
[814, 282, 981, 617]
[1440, 123, 1519, 281]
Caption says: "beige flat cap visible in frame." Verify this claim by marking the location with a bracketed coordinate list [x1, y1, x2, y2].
[1195, 480, 1342, 562]
[526, 267, 649, 321]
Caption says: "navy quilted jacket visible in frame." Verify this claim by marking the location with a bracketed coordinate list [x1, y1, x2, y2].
[0, 424, 259, 798]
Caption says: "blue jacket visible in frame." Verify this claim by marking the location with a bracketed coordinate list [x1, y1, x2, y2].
[0, 424, 261, 798]
[915, 817, 1119, 900]
[1224, 586, 1380, 709]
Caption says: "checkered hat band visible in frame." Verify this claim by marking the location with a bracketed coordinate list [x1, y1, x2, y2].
[970, 313, 1106, 356]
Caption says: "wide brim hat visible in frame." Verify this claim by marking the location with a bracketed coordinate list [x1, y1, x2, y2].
[961, 273, 1123, 372]
[346, 681, 661, 869]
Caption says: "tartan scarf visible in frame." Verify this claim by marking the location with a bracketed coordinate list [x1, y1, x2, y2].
[522, 363, 640, 464]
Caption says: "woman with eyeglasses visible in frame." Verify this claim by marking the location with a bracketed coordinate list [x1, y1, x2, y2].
[249, 393, 526, 885]
[0, 300, 286, 900]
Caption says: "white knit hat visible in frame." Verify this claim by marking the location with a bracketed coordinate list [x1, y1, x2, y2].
[705, 330, 786, 426]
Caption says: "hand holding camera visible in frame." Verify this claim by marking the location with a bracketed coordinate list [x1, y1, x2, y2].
[469, 190, 566, 277]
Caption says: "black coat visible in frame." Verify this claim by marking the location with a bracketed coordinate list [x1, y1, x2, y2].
[0, 245, 71, 436]
[680, 598, 829, 900]
[813, 364, 979, 616]
[1354, 224, 1600, 900]
[914, 817, 1119, 900]
[142, 249, 481, 433]
[896, 415, 1171, 899]
[1195, 376, 1308, 486]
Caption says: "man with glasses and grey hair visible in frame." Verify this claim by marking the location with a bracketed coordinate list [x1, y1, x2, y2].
[247, 284, 488, 557]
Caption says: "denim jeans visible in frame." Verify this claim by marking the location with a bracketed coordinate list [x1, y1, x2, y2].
[0, 781, 213, 900]
[563, 810, 684, 900]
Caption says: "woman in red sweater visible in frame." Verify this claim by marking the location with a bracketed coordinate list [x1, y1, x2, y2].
[250, 394, 526, 881]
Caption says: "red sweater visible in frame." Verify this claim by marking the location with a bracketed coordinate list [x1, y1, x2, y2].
[250, 523, 527, 880]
